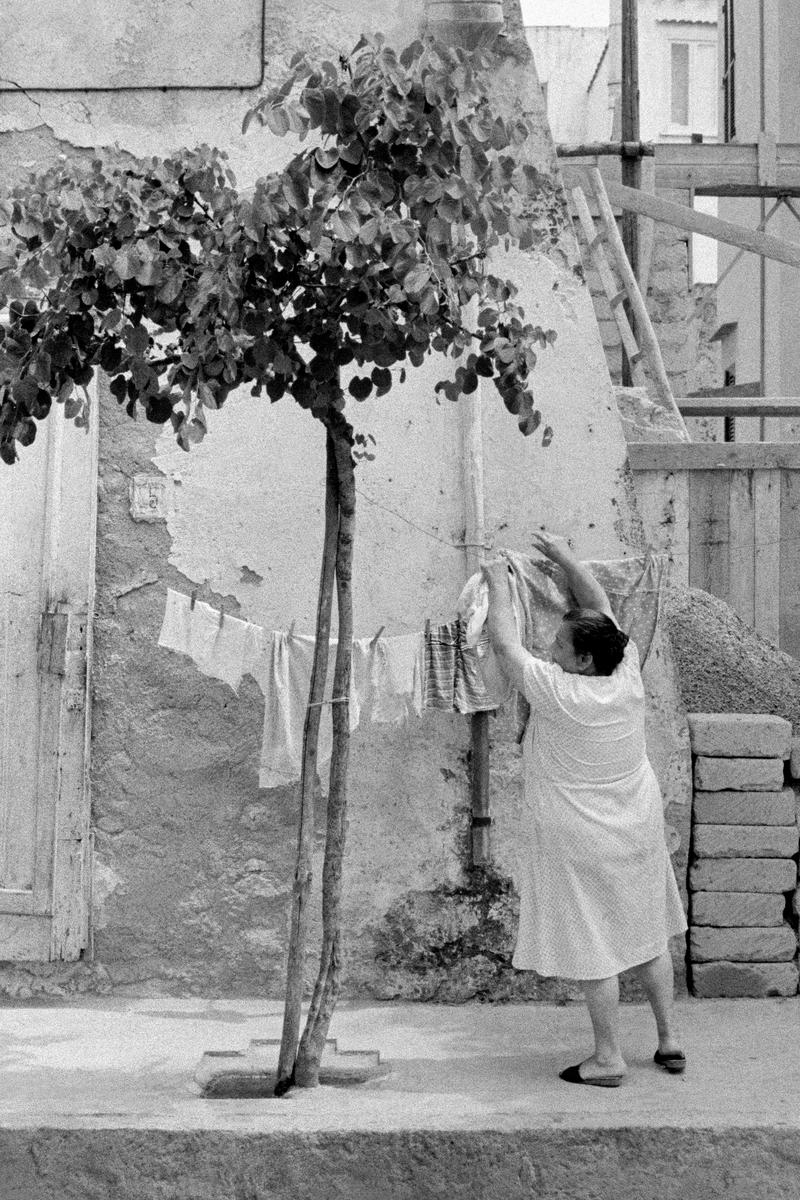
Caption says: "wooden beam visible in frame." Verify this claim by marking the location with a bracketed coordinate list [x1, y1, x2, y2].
[653, 142, 800, 196]
[628, 443, 800, 471]
[687, 383, 762, 399]
[637, 155, 656, 295]
[603, 179, 800, 268]
[677, 398, 800, 417]
[557, 141, 654, 158]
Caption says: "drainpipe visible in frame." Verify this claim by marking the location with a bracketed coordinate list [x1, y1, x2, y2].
[425, 0, 502, 867]
[461, 366, 491, 867]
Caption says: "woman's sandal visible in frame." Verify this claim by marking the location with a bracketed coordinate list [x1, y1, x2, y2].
[559, 1063, 624, 1088]
[654, 1049, 686, 1074]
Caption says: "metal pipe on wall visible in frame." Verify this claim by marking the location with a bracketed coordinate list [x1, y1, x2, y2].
[424, 0, 501, 866]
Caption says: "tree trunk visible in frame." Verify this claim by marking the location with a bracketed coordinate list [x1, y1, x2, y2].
[294, 413, 356, 1087]
[274, 430, 340, 1096]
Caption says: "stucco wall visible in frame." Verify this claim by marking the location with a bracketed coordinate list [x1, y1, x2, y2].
[0, 0, 690, 999]
[524, 26, 610, 144]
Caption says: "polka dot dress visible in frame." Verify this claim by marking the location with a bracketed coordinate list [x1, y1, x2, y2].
[512, 641, 687, 981]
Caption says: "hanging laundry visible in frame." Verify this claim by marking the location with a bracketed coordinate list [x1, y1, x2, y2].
[433, 549, 669, 721]
[245, 631, 374, 790]
[158, 589, 427, 789]
[158, 588, 259, 692]
[368, 632, 424, 724]
[455, 550, 666, 665]
[502, 548, 667, 666]
[423, 619, 510, 714]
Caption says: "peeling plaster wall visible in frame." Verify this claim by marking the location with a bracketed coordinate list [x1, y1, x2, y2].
[0, 0, 690, 999]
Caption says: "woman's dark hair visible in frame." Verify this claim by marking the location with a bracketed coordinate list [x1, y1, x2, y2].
[563, 608, 630, 676]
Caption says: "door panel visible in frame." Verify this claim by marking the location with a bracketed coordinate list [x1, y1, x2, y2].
[0, 398, 97, 960]
[0, 594, 42, 899]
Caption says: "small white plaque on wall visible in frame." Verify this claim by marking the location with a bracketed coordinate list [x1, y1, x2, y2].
[130, 473, 168, 522]
[0, 0, 263, 90]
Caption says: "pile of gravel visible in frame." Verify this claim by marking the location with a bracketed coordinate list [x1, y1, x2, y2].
[663, 585, 800, 727]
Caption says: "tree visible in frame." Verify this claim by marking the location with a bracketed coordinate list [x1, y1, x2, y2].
[0, 34, 561, 1093]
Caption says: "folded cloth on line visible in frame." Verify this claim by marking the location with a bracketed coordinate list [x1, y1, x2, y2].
[424, 619, 512, 713]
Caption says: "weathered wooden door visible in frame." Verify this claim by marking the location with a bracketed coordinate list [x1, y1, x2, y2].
[0, 397, 98, 961]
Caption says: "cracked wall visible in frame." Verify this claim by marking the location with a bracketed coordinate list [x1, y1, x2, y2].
[0, 0, 689, 999]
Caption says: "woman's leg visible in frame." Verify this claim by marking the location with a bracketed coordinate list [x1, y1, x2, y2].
[578, 974, 627, 1077]
[632, 951, 682, 1054]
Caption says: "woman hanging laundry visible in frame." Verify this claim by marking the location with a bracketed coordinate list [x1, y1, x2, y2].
[483, 530, 687, 1088]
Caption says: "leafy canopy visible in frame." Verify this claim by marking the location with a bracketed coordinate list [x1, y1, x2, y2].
[0, 35, 561, 465]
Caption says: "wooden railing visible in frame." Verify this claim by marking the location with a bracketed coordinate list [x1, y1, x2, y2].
[629, 442, 800, 657]
[677, 397, 800, 418]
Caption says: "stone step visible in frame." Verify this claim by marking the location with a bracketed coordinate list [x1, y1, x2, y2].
[791, 736, 800, 780]
[687, 713, 792, 759]
[694, 756, 785, 793]
[691, 891, 787, 928]
[689, 858, 797, 893]
[195, 1038, 387, 1098]
[691, 960, 799, 998]
[693, 788, 797, 826]
[690, 924, 798, 963]
[692, 823, 800, 859]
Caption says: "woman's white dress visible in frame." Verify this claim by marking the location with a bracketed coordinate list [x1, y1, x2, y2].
[512, 640, 687, 980]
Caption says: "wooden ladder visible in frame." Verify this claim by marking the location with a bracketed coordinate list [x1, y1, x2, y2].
[572, 166, 687, 431]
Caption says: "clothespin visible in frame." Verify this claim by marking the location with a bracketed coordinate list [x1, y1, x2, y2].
[218, 606, 225, 628]
[288, 620, 296, 639]
[424, 617, 431, 638]
[370, 624, 385, 647]
[190, 589, 198, 611]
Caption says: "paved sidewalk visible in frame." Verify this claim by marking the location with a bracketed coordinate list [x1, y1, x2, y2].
[0, 996, 798, 1198]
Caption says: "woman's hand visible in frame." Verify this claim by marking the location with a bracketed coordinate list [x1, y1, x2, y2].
[531, 530, 575, 566]
[481, 559, 509, 589]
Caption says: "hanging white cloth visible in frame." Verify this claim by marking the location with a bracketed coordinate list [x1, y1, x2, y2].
[158, 589, 425, 789]
[368, 632, 424, 724]
[158, 588, 257, 692]
[247, 631, 368, 790]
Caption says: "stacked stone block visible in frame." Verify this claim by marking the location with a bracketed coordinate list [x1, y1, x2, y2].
[688, 714, 800, 998]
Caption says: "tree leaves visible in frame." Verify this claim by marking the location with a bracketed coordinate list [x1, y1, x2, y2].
[403, 264, 431, 294]
[124, 325, 149, 357]
[0, 35, 563, 467]
[348, 376, 372, 401]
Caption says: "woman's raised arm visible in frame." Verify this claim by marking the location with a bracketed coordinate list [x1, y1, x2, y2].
[482, 560, 529, 692]
[532, 531, 617, 624]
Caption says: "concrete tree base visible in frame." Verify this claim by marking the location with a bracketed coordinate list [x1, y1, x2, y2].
[196, 1038, 387, 1097]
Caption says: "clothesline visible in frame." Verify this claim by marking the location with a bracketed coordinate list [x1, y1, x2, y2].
[157, 550, 667, 788]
